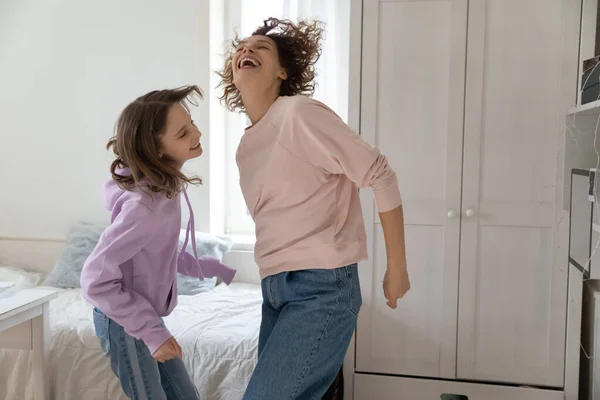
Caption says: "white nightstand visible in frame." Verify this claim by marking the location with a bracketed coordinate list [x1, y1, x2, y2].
[0, 287, 57, 400]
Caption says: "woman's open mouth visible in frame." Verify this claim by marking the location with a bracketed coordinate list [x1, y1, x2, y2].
[238, 57, 261, 69]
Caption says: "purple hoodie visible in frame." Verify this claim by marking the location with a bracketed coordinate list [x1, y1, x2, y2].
[80, 173, 236, 354]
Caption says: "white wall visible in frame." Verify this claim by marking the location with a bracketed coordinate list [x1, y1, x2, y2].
[0, 0, 211, 238]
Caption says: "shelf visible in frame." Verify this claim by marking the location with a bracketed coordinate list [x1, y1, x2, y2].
[567, 100, 600, 116]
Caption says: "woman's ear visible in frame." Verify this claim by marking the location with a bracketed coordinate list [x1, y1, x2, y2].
[279, 69, 288, 81]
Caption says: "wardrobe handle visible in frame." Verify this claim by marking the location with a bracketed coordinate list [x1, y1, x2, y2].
[465, 208, 476, 218]
[447, 209, 457, 218]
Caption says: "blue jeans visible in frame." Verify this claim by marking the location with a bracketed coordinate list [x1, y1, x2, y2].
[243, 264, 362, 400]
[93, 308, 201, 400]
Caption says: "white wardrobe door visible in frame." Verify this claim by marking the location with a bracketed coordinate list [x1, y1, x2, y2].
[457, 0, 571, 386]
[355, 0, 467, 378]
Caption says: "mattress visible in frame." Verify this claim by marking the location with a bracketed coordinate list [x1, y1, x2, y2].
[0, 283, 262, 400]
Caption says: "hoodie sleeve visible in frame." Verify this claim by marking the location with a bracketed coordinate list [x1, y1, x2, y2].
[276, 97, 402, 213]
[80, 200, 172, 355]
[177, 252, 237, 285]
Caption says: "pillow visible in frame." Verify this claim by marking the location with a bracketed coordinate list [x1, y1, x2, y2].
[177, 230, 233, 295]
[43, 221, 106, 288]
[0, 266, 45, 289]
[43, 221, 234, 295]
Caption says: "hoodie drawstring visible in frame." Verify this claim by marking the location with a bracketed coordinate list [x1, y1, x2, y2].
[179, 190, 205, 280]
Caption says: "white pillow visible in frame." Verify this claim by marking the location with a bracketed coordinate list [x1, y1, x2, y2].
[0, 266, 45, 289]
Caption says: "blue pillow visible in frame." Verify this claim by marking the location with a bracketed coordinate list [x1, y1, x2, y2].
[44, 222, 233, 295]
[44, 221, 105, 289]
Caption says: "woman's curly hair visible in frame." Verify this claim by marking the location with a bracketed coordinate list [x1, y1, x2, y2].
[217, 18, 324, 113]
[107, 85, 203, 199]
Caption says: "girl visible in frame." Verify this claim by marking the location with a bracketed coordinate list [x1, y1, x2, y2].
[80, 86, 236, 400]
[218, 18, 411, 399]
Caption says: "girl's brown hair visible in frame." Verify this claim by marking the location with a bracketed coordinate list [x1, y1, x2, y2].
[107, 85, 203, 198]
[217, 17, 324, 113]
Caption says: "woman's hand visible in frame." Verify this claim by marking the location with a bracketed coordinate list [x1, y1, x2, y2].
[379, 204, 410, 309]
[383, 264, 410, 309]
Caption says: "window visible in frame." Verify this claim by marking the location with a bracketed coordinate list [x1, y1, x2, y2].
[209, 0, 350, 237]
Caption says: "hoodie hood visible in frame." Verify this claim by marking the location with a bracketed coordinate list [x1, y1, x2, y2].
[103, 168, 149, 212]
[103, 178, 126, 212]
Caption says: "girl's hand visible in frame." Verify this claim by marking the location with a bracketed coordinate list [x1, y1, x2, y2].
[383, 265, 410, 309]
[152, 337, 183, 362]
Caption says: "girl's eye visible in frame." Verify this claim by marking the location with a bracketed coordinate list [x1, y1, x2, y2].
[180, 131, 187, 138]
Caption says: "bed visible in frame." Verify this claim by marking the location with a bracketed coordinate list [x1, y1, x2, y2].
[0, 237, 262, 400]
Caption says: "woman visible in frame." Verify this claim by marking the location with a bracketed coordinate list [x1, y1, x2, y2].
[218, 18, 410, 399]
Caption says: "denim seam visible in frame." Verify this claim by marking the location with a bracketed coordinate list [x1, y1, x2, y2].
[268, 276, 278, 309]
[123, 334, 150, 399]
[135, 338, 158, 400]
[347, 266, 359, 316]
[160, 363, 186, 399]
[289, 270, 343, 399]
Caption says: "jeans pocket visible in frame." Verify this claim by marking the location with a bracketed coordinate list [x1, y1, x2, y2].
[92, 308, 111, 354]
[343, 264, 362, 316]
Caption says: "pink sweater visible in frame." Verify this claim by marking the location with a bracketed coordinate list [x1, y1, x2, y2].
[236, 95, 401, 279]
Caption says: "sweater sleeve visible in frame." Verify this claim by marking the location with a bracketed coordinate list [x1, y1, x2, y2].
[177, 252, 237, 285]
[80, 201, 172, 355]
[276, 97, 402, 212]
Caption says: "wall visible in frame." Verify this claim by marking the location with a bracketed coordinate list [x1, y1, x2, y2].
[0, 0, 211, 238]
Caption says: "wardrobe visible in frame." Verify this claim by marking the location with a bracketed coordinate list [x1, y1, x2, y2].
[347, 0, 582, 398]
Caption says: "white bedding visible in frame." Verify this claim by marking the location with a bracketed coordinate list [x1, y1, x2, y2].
[0, 283, 262, 400]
